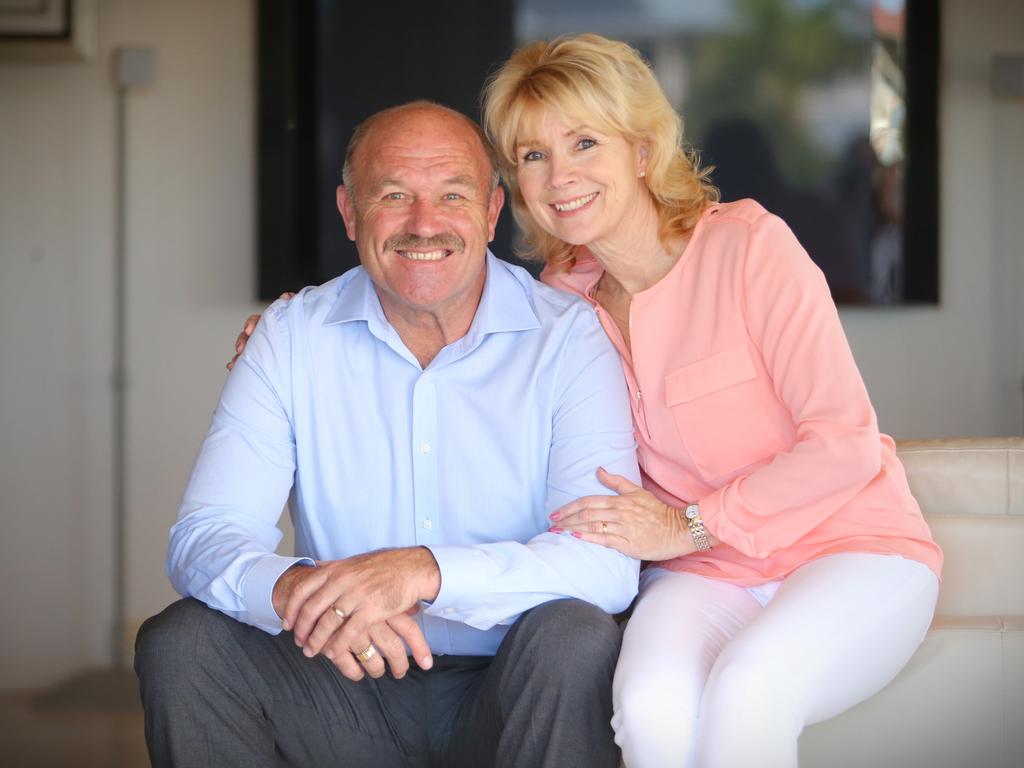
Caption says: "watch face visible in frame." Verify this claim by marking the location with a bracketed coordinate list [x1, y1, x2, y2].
[685, 505, 698, 520]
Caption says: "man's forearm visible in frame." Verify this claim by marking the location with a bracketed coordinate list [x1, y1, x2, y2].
[424, 536, 639, 630]
[171, 306, 302, 634]
[168, 509, 312, 633]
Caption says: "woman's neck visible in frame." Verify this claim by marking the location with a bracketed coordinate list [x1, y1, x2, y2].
[586, 197, 687, 298]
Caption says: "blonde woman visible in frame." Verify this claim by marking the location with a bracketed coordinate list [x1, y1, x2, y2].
[232, 35, 941, 767]
[478, 34, 941, 768]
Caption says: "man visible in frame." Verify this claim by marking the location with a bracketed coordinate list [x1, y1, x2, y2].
[135, 101, 639, 767]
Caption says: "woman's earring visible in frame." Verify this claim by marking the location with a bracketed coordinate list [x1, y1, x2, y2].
[639, 170, 646, 178]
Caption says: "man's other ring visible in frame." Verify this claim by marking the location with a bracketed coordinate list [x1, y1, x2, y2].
[355, 644, 378, 663]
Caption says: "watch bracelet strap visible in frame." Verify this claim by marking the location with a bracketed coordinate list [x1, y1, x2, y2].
[683, 505, 712, 552]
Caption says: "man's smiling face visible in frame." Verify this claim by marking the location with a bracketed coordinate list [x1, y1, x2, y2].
[336, 105, 504, 329]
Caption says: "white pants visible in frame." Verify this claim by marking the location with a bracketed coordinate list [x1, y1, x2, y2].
[613, 554, 939, 768]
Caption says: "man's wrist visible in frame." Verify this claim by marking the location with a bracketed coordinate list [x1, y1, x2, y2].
[415, 546, 442, 602]
[243, 555, 315, 630]
[272, 562, 309, 619]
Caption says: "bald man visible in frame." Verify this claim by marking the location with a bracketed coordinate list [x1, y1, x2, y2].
[135, 102, 639, 767]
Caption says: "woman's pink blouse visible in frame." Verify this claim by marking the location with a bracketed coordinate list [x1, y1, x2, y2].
[541, 199, 942, 584]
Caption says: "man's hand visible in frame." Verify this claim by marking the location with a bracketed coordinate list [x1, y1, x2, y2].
[272, 548, 441, 680]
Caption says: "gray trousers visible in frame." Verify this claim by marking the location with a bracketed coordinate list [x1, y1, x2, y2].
[135, 598, 622, 768]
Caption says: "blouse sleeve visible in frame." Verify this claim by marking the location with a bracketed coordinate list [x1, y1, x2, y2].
[697, 212, 884, 559]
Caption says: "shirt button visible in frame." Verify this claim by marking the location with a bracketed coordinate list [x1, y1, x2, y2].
[420, 442, 431, 454]
[423, 519, 433, 529]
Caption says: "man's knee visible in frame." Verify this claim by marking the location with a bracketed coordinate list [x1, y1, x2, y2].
[134, 598, 231, 683]
[515, 599, 622, 676]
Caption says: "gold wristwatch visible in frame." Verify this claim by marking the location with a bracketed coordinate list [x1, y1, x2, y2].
[683, 503, 712, 551]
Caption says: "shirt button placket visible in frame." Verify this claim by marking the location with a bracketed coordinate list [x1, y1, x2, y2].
[411, 372, 439, 543]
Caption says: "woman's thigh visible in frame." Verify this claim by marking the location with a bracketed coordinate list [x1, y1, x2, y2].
[698, 553, 939, 763]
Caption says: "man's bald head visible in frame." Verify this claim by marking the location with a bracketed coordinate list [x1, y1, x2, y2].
[341, 101, 500, 200]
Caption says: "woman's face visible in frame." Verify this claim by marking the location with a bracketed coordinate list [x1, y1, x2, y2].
[514, 109, 648, 249]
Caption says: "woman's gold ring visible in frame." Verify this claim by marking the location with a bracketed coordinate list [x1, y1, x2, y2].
[601, 522, 608, 534]
[333, 607, 347, 620]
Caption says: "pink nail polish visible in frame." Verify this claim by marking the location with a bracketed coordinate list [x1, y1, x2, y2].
[548, 512, 559, 521]
[572, 532, 582, 538]
[549, 526, 563, 534]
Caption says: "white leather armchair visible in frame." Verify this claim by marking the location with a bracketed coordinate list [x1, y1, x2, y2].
[800, 437, 1024, 768]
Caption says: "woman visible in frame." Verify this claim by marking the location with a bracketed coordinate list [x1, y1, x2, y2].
[478, 34, 941, 768]
[232, 35, 941, 767]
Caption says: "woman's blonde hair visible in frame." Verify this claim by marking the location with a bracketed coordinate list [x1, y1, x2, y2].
[482, 34, 718, 269]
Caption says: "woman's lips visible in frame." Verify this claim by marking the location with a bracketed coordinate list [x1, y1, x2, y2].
[551, 191, 598, 214]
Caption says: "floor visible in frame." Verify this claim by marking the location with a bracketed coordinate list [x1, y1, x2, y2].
[0, 668, 149, 767]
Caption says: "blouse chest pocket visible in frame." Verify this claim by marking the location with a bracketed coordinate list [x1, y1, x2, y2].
[664, 345, 785, 483]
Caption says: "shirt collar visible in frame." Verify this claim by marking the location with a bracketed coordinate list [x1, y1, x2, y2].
[469, 251, 542, 337]
[322, 251, 541, 359]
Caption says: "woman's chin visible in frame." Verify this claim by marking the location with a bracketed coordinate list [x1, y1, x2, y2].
[546, 222, 597, 248]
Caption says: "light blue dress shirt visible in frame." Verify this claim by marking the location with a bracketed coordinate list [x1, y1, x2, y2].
[169, 254, 640, 656]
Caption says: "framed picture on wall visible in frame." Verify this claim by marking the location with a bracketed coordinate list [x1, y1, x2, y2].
[0, 0, 97, 60]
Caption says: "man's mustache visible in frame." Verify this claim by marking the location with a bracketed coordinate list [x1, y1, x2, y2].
[384, 233, 465, 253]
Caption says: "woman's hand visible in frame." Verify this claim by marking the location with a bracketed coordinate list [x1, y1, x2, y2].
[226, 292, 295, 370]
[549, 468, 694, 560]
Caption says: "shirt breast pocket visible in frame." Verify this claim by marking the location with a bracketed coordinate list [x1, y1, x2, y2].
[665, 345, 785, 482]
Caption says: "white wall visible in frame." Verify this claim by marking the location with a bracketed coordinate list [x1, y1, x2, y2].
[0, 0, 263, 689]
[0, 0, 1021, 689]
[841, 0, 1024, 439]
